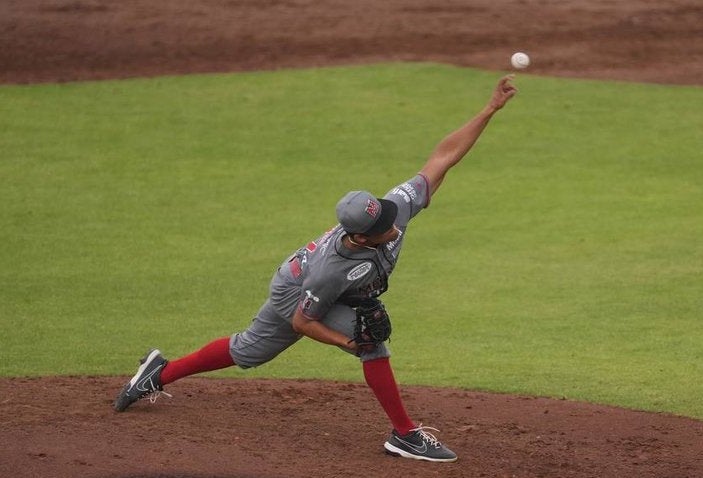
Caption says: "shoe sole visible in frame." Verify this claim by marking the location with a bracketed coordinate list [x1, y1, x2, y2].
[383, 441, 458, 463]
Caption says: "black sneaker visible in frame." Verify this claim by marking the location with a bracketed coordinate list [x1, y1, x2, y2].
[113, 349, 170, 412]
[384, 426, 458, 462]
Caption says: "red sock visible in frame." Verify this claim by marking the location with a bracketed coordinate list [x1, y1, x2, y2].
[363, 357, 415, 436]
[160, 337, 235, 385]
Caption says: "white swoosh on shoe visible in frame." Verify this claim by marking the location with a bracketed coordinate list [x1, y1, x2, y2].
[135, 367, 162, 392]
[396, 437, 428, 454]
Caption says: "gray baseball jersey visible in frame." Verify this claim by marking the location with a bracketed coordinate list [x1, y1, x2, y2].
[269, 173, 431, 321]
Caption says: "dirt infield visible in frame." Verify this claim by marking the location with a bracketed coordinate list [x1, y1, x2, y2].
[2, 1, 703, 477]
[2, 377, 702, 478]
[1, 0, 702, 85]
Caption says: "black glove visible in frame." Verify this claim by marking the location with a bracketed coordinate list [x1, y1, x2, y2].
[351, 298, 392, 347]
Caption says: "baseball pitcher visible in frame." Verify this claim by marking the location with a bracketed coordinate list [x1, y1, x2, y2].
[114, 75, 517, 462]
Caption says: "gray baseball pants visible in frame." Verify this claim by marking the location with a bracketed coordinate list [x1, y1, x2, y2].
[229, 299, 390, 368]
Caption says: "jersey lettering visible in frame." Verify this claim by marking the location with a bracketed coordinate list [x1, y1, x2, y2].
[385, 229, 404, 253]
[390, 187, 411, 203]
[400, 181, 419, 200]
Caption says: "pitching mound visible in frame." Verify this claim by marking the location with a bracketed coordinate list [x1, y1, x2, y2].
[1, 376, 702, 477]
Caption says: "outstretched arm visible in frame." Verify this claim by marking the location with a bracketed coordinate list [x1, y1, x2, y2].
[420, 75, 517, 196]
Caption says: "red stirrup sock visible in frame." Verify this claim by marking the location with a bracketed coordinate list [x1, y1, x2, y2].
[160, 337, 235, 385]
[363, 357, 416, 436]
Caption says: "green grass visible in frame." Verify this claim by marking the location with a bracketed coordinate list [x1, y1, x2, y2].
[1, 64, 701, 419]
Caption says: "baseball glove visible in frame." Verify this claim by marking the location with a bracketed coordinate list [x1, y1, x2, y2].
[351, 298, 392, 347]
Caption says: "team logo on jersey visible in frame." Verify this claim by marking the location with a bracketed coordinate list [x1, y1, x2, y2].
[302, 289, 320, 312]
[365, 199, 379, 218]
[347, 262, 373, 281]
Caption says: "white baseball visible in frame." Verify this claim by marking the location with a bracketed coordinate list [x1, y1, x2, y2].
[511, 52, 530, 69]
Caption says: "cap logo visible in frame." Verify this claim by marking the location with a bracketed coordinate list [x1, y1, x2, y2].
[365, 199, 380, 218]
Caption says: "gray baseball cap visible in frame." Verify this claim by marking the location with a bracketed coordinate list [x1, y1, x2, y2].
[336, 191, 398, 236]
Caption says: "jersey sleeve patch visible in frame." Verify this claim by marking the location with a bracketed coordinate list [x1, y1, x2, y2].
[301, 289, 321, 314]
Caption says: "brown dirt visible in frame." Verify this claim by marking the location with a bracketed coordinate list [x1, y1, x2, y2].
[1, 0, 702, 85]
[1, 377, 702, 478]
[2, 1, 703, 477]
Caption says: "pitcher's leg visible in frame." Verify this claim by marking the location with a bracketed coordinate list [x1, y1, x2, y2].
[114, 300, 299, 411]
[363, 357, 415, 435]
[321, 304, 413, 433]
[324, 305, 457, 462]
[229, 299, 302, 369]
[160, 337, 234, 385]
